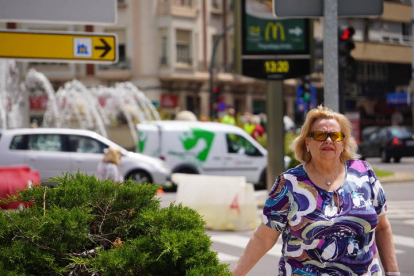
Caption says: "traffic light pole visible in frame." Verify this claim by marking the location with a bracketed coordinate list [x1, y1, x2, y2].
[209, 23, 234, 120]
[323, 0, 339, 112]
[411, 0, 414, 128]
[266, 80, 285, 190]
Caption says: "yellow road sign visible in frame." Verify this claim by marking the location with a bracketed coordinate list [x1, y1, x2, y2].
[0, 30, 117, 63]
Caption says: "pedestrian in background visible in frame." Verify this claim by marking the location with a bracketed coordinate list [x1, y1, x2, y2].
[251, 115, 265, 141]
[242, 112, 255, 135]
[234, 105, 399, 276]
[221, 107, 236, 125]
[95, 146, 124, 182]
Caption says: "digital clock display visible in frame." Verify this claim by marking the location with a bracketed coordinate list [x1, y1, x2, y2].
[264, 60, 290, 73]
[242, 59, 310, 80]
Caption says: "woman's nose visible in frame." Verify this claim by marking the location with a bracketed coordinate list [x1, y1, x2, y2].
[325, 136, 333, 143]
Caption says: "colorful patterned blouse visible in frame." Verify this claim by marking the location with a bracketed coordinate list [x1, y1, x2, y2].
[263, 159, 387, 276]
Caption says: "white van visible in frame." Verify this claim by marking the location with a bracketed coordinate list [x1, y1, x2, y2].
[136, 121, 271, 189]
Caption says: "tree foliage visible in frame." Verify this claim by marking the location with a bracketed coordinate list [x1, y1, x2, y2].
[0, 173, 231, 275]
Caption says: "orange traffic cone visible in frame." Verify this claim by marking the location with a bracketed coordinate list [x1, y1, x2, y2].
[157, 188, 165, 195]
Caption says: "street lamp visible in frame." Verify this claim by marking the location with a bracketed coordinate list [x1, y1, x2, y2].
[209, 23, 234, 120]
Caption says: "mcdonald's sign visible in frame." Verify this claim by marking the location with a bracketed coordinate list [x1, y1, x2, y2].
[235, 0, 311, 80]
[264, 22, 286, 41]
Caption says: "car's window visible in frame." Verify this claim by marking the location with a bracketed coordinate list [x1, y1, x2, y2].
[226, 134, 262, 156]
[368, 132, 378, 142]
[68, 135, 106, 154]
[28, 134, 64, 152]
[390, 128, 413, 139]
[378, 129, 388, 139]
[10, 135, 27, 150]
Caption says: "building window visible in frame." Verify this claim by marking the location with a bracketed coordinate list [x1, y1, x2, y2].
[118, 45, 126, 61]
[176, 30, 192, 65]
[160, 29, 168, 65]
[161, 37, 168, 65]
[402, 23, 411, 42]
[212, 0, 221, 9]
[174, 0, 192, 7]
[357, 62, 388, 82]
[379, 21, 412, 45]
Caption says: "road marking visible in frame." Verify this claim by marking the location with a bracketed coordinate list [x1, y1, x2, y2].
[216, 252, 239, 262]
[386, 201, 414, 222]
[395, 249, 405, 254]
[404, 220, 414, 225]
[393, 234, 414, 248]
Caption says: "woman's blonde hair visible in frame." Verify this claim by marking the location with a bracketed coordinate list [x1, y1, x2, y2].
[290, 105, 360, 163]
[103, 147, 122, 164]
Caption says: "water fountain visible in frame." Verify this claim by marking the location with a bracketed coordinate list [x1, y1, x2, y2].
[0, 62, 161, 150]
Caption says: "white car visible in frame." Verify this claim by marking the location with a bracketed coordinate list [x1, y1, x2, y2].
[0, 128, 171, 186]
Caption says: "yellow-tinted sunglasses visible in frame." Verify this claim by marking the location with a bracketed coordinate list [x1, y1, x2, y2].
[308, 131, 345, 142]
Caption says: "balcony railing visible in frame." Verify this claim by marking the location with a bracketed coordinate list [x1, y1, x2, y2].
[380, 33, 411, 45]
[385, 0, 411, 4]
[158, 0, 198, 17]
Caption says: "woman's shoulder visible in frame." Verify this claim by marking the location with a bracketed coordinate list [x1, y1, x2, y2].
[282, 163, 306, 178]
[268, 164, 307, 196]
[274, 164, 306, 186]
[346, 159, 373, 173]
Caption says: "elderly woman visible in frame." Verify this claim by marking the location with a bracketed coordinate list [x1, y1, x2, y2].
[233, 106, 400, 276]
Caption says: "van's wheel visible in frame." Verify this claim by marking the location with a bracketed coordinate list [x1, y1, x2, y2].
[394, 156, 401, 163]
[127, 170, 152, 184]
[380, 150, 391, 163]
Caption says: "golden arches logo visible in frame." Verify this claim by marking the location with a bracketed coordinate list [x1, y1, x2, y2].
[265, 22, 285, 41]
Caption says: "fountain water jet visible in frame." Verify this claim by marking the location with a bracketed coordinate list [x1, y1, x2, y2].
[0, 59, 28, 129]
[26, 69, 61, 128]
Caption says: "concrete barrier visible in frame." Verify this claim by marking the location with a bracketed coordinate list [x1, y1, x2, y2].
[173, 173, 260, 231]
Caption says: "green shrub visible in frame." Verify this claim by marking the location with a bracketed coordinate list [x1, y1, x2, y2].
[0, 173, 231, 276]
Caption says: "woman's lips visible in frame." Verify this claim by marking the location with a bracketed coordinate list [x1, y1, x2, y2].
[322, 147, 334, 151]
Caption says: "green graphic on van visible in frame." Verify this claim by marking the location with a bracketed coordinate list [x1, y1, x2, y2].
[137, 130, 148, 153]
[179, 128, 215, 162]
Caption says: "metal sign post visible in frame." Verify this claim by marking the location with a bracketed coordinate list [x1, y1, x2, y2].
[323, 0, 339, 112]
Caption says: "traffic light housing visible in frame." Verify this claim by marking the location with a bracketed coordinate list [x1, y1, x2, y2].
[314, 38, 323, 73]
[338, 26, 355, 69]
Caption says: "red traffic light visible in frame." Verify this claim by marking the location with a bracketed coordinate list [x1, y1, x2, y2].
[212, 87, 219, 93]
[340, 27, 355, 40]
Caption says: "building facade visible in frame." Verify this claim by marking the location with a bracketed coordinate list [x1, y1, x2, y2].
[1, 0, 413, 129]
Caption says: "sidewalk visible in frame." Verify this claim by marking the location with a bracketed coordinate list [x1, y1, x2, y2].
[378, 172, 414, 184]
